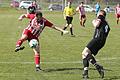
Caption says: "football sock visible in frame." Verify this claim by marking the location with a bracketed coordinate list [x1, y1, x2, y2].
[83, 58, 89, 68]
[83, 58, 89, 76]
[34, 54, 40, 67]
[63, 27, 67, 30]
[16, 39, 24, 47]
[70, 28, 73, 35]
[117, 20, 119, 24]
[85, 54, 96, 65]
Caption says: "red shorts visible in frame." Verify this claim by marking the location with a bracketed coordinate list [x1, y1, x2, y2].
[22, 29, 39, 41]
[80, 15, 86, 20]
[116, 14, 120, 18]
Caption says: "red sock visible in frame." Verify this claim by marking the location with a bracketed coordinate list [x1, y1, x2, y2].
[34, 54, 40, 66]
[16, 39, 24, 47]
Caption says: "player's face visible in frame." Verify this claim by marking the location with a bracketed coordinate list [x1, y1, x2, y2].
[81, 3, 83, 6]
[36, 15, 42, 22]
[97, 11, 102, 17]
[117, 4, 120, 7]
[68, 2, 71, 7]
[97, 11, 105, 18]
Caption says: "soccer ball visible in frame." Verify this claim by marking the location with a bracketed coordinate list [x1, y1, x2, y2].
[29, 39, 38, 48]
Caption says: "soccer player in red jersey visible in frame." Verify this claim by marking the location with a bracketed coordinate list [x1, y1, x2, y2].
[115, 3, 120, 24]
[15, 11, 69, 71]
[76, 2, 86, 27]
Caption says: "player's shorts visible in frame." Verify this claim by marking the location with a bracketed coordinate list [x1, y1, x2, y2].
[80, 15, 86, 20]
[86, 39, 106, 56]
[116, 14, 120, 18]
[22, 29, 39, 41]
[66, 16, 73, 24]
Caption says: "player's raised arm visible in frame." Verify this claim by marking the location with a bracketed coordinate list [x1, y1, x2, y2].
[18, 14, 28, 21]
[92, 19, 101, 28]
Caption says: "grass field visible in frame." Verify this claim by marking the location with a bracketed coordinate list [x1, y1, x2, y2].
[0, 7, 120, 80]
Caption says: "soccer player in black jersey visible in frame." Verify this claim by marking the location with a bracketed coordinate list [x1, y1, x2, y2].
[82, 10, 110, 79]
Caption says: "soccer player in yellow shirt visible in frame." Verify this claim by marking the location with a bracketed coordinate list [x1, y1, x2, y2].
[62, 2, 76, 37]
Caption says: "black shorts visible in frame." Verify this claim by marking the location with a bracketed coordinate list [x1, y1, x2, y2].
[86, 39, 106, 56]
[66, 16, 73, 24]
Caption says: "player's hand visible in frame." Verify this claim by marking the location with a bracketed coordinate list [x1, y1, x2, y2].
[18, 18, 22, 21]
[63, 30, 69, 35]
[64, 16, 66, 19]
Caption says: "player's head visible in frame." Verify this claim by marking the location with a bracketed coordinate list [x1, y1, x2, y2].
[97, 10, 106, 20]
[107, 6, 109, 8]
[96, 2, 99, 4]
[80, 2, 84, 6]
[117, 3, 120, 7]
[68, 2, 72, 7]
[28, 6, 36, 14]
[36, 11, 43, 22]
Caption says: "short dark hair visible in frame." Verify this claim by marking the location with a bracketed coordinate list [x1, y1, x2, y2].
[81, 2, 84, 4]
[100, 10, 106, 17]
[36, 11, 42, 17]
[28, 6, 36, 14]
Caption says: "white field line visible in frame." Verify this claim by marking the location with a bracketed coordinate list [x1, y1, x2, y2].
[0, 57, 119, 64]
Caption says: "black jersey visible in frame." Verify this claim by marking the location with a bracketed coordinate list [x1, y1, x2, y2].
[93, 15, 110, 40]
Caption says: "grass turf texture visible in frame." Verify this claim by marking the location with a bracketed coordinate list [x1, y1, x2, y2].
[0, 7, 120, 80]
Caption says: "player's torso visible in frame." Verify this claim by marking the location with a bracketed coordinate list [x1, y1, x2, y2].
[94, 20, 110, 40]
[95, 4, 100, 9]
[79, 6, 85, 15]
[65, 7, 74, 16]
[27, 18, 46, 37]
[116, 7, 120, 14]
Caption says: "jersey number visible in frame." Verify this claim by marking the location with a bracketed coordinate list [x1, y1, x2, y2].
[105, 25, 109, 33]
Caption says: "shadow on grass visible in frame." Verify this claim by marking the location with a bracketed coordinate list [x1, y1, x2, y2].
[44, 67, 82, 72]
[43, 67, 111, 72]
[104, 76, 120, 80]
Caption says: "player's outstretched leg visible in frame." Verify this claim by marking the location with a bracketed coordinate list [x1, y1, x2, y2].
[15, 39, 25, 52]
[15, 34, 27, 52]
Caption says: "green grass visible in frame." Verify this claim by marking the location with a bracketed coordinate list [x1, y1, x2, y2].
[0, 7, 120, 80]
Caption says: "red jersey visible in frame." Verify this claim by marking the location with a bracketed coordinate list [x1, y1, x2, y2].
[25, 17, 53, 37]
[26, 13, 35, 20]
[115, 6, 120, 15]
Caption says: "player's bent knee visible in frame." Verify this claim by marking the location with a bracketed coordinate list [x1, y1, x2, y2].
[20, 34, 28, 40]
[82, 47, 91, 59]
[69, 24, 73, 28]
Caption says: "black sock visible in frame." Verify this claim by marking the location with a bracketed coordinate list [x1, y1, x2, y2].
[86, 54, 97, 66]
[61, 27, 67, 35]
[63, 27, 67, 30]
[70, 28, 73, 35]
[83, 58, 89, 69]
